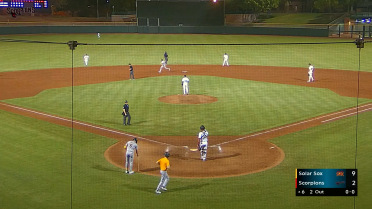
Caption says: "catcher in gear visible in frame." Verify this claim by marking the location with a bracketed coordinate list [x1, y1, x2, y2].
[198, 125, 209, 161]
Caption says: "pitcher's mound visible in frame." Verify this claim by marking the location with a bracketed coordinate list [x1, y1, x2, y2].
[159, 94, 218, 104]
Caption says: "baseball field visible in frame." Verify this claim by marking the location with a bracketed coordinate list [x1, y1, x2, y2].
[0, 33, 372, 209]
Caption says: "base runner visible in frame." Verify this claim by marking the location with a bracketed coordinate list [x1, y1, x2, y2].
[155, 152, 170, 194]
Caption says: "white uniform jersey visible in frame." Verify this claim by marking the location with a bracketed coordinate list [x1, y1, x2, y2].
[308, 65, 313, 75]
[223, 54, 228, 61]
[198, 130, 209, 145]
[125, 141, 137, 155]
[182, 77, 189, 85]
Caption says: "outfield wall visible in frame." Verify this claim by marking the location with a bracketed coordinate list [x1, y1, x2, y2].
[0, 25, 329, 37]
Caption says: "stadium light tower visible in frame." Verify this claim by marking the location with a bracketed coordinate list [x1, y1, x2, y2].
[97, 0, 99, 18]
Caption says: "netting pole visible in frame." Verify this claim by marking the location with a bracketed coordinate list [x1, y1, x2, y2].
[353, 35, 364, 209]
[67, 40, 77, 209]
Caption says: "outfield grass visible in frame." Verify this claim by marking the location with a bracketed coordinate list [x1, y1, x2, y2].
[1, 34, 371, 72]
[1, 33, 371, 209]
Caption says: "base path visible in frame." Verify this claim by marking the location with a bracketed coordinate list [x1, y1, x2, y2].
[1, 65, 372, 178]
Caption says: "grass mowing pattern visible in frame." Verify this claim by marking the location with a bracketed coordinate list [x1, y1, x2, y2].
[4, 76, 371, 136]
[1, 33, 370, 209]
[1, 34, 371, 72]
[1, 109, 370, 209]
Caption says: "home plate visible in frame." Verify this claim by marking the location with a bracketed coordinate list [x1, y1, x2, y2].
[182, 71, 188, 73]
[270, 147, 275, 149]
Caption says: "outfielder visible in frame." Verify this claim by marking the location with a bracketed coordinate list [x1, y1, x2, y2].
[124, 138, 138, 174]
[158, 59, 170, 73]
[83, 54, 89, 66]
[198, 125, 209, 161]
[155, 152, 170, 194]
[222, 53, 229, 66]
[307, 63, 314, 82]
[181, 75, 189, 95]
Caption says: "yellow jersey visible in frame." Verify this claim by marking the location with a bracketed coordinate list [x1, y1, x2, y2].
[157, 157, 170, 171]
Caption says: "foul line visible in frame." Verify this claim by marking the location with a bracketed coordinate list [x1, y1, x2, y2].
[1, 102, 372, 147]
[0, 102, 171, 146]
[216, 103, 372, 146]
[321, 107, 372, 123]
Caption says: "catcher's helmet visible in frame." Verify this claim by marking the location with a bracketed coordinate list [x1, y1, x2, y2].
[200, 125, 205, 130]
[164, 152, 170, 157]
[133, 138, 137, 143]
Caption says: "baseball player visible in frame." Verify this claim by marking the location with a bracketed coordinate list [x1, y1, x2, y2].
[164, 51, 168, 64]
[181, 75, 189, 95]
[129, 63, 134, 80]
[122, 100, 131, 125]
[222, 53, 229, 66]
[83, 54, 89, 66]
[155, 152, 170, 194]
[307, 63, 314, 82]
[124, 138, 138, 174]
[158, 59, 170, 73]
[97, 32, 101, 39]
[198, 125, 209, 161]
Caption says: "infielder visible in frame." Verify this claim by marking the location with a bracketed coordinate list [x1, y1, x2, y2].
[164, 51, 168, 64]
[124, 138, 138, 174]
[158, 59, 170, 73]
[198, 125, 209, 161]
[222, 53, 229, 66]
[155, 152, 170, 194]
[83, 54, 89, 66]
[307, 63, 314, 82]
[97, 32, 100, 39]
[129, 63, 134, 80]
[181, 75, 189, 95]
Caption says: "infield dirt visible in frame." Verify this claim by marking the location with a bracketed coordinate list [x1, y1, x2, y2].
[1, 65, 371, 178]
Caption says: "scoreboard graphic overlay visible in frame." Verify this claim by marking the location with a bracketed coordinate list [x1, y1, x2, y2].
[296, 169, 357, 196]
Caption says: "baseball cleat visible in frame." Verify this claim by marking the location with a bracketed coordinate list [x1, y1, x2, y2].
[129, 171, 134, 174]
[161, 187, 167, 191]
[155, 190, 161, 194]
[125, 170, 129, 174]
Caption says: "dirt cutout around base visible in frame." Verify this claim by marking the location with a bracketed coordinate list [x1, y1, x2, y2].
[159, 94, 218, 104]
[1, 65, 372, 178]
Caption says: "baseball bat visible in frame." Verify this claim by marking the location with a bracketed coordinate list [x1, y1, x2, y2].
[137, 155, 140, 172]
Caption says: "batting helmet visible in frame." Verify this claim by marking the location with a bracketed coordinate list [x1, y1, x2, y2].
[164, 152, 170, 158]
[200, 125, 205, 130]
[133, 138, 137, 143]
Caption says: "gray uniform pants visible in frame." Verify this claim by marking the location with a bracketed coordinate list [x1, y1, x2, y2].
[156, 170, 169, 191]
[123, 112, 131, 125]
[125, 153, 134, 172]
